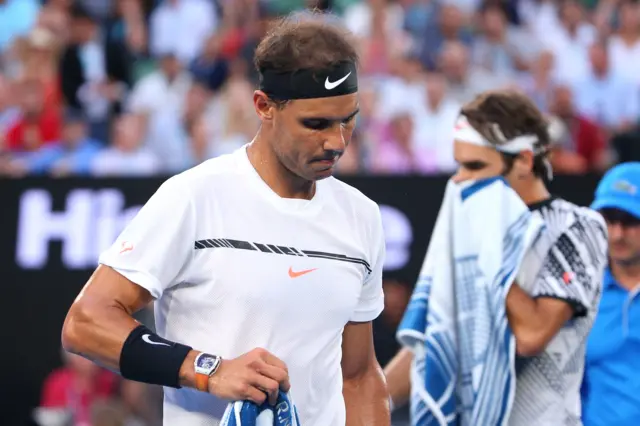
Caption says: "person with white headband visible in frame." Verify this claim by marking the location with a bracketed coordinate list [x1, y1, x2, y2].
[384, 89, 608, 425]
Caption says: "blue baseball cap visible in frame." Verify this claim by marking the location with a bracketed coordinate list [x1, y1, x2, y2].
[591, 162, 640, 219]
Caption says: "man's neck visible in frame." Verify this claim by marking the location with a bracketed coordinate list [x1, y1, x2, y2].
[610, 261, 640, 291]
[513, 177, 551, 205]
[247, 133, 315, 200]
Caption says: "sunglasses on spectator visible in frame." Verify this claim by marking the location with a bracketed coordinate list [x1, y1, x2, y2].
[600, 208, 640, 227]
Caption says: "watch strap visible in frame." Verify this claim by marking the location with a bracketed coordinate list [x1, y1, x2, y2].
[195, 372, 210, 393]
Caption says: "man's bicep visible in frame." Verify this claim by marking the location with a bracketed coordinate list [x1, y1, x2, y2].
[341, 321, 377, 380]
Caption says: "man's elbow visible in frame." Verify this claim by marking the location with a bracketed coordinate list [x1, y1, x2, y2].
[514, 330, 549, 357]
[61, 302, 95, 354]
[343, 362, 387, 391]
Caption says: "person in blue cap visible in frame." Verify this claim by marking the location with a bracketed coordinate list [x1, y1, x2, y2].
[582, 162, 640, 426]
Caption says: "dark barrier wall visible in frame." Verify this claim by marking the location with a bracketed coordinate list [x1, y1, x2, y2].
[0, 174, 602, 425]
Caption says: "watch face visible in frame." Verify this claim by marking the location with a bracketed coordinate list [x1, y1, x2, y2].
[196, 354, 218, 373]
[198, 356, 215, 370]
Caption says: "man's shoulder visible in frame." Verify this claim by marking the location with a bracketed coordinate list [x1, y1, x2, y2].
[169, 151, 244, 190]
[537, 198, 606, 233]
[323, 177, 380, 217]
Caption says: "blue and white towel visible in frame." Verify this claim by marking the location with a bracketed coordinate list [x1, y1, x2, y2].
[397, 177, 543, 426]
[220, 391, 301, 426]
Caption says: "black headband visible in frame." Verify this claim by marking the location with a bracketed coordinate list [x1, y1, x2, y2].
[259, 61, 358, 100]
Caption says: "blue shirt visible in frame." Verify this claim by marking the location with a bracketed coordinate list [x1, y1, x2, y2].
[581, 268, 640, 426]
[24, 139, 102, 175]
[0, 0, 39, 52]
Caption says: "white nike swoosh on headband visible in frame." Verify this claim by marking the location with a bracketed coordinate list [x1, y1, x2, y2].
[325, 72, 352, 90]
[142, 334, 171, 346]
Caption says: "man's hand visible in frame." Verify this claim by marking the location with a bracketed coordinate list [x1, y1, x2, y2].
[208, 348, 290, 406]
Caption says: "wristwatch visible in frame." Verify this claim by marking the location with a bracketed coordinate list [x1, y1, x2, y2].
[194, 352, 222, 392]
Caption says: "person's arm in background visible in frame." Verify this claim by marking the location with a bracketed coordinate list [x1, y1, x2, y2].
[506, 219, 608, 356]
[384, 347, 412, 410]
[342, 321, 390, 426]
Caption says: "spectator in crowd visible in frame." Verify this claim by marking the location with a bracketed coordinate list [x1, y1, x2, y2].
[608, 0, 640, 89]
[437, 41, 503, 104]
[370, 109, 422, 174]
[59, 4, 132, 142]
[472, 2, 539, 79]
[35, 350, 119, 426]
[7, 109, 101, 177]
[5, 78, 61, 152]
[417, 3, 473, 70]
[189, 33, 228, 92]
[103, 0, 148, 59]
[543, 0, 595, 84]
[573, 40, 639, 136]
[91, 113, 159, 176]
[412, 71, 459, 173]
[547, 84, 608, 174]
[517, 50, 556, 112]
[149, 0, 218, 65]
[145, 79, 211, 172]
[128, 51, 191, 119]
[583, 163, 640, 426]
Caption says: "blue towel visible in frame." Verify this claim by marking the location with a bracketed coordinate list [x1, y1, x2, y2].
[220, 391, 301, 426]
[397, 177, 543, 426]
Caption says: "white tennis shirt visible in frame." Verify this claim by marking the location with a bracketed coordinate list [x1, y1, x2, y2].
[99, 146, 386, 426]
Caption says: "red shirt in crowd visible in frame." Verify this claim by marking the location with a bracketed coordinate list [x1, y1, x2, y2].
[5, 108, 61, 151]
[40, 368, 119, 426]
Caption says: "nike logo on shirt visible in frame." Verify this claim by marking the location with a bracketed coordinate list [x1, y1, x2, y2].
[324, 72, 351, 90]
[142, 334, 171, 346]
[288, 267, 318, 278]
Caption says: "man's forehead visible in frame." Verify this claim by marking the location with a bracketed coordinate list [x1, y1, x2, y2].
[453, 140, 497, 161]
[290, 93, 359, 117]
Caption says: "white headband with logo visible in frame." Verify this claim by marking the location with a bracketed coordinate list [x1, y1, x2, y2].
[453, 115, 540, 154]
[453, 115, 553, 180]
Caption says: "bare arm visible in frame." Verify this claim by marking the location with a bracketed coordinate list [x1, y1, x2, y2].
[505, 283, 573, 356]
[383, 347, 412, 410]
[62, 265, 203, 388]
[62, 264, 153, 371]
[342, 321, 390, 426]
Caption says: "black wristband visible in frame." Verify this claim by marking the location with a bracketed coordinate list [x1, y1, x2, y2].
[119, 325, 192, 388]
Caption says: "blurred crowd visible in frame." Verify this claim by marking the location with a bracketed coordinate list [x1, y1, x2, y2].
[1, 0, 640, 178]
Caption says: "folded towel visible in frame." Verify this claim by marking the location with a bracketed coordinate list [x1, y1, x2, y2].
[220, 391, 301, 426]
[397, 177, 543, 426]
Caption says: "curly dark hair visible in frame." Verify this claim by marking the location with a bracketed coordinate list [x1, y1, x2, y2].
[253, 11, 359, 74]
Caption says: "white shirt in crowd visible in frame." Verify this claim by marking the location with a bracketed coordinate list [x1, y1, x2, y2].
[149, 0, 217, 65]
[608, 36, 640, 89]
[542, 23, 596, 85]
[572, 71, 639, 129]
[91, 147, 160, 176]
[98, 146, 386, 426]
[127, 70, 193, 118]
[412, 97, 460, 173]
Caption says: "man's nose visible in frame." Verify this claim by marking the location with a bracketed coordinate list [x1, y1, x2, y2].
[323, 125, 347, 153]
